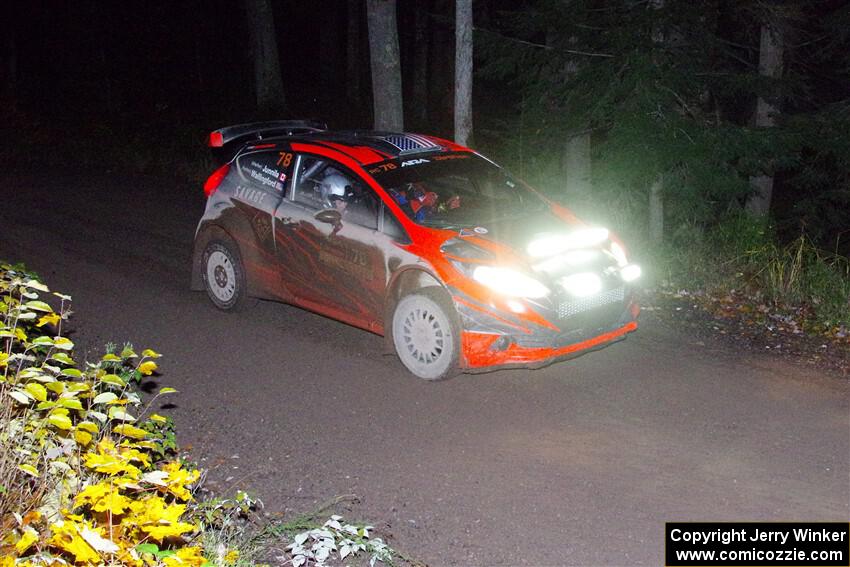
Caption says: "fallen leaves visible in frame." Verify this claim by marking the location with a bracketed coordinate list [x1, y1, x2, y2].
[651, 287, 850, 374]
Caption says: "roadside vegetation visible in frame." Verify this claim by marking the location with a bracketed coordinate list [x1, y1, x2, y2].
[0, 262, 405, 566]
[643, 214, 849, 373]
[658, 214, 850, 332]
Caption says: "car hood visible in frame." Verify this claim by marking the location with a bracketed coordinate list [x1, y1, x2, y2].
[464, 210, 583, 257]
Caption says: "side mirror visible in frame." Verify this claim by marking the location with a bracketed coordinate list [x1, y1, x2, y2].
[314, 209, 342, 225]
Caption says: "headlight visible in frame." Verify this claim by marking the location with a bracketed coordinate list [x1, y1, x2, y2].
[527, 228, 609, 257]
[473, 266, 550, 298]
[560, 272, 602, 297]
[620, 264, 641, 282]
[533, 250, 598, 274]
[609, 242, 628, 267]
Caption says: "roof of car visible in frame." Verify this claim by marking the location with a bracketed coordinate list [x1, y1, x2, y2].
[209, 121, 470, 166]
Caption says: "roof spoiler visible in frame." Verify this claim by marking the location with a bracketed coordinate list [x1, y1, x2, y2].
[208, 120, 327, 148]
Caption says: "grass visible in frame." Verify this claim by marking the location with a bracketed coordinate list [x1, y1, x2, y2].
[656, 213, 850, 330]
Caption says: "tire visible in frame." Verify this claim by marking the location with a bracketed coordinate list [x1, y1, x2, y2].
[391, 287, 460, 381]
[202, 239, 247, 311]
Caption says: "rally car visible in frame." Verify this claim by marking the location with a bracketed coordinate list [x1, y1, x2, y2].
[191, 120, 640, 380]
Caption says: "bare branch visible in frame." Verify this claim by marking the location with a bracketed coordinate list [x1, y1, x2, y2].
[473, 25, 615, 58]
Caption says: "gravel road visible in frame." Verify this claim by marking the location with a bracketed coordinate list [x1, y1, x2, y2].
[2, 170, 847, 565]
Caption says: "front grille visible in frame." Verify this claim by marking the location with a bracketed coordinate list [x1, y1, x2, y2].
[558, 287, 624, 319]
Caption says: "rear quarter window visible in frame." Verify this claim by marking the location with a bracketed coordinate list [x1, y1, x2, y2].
[237, 151, 291, 194]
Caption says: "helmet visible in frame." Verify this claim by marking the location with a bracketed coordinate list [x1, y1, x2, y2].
[320, 173, 351, 208]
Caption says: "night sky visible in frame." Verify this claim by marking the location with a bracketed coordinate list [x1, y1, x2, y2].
[8, 1, 465, 134]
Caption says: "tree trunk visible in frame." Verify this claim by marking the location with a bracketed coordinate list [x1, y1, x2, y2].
[746, 20, 784, 216]
[4, 19, 16, 109]
[557, 43, 590, 205]
[367, 0, 404, 131]
[454, 0, 473, 145]
[410, 0, 429, 127]
[319, 0, 341, 106]
[649, 176, 664, 246]
[563, 132, 592, 207]
[244, 0, 285, 114]
[648, 0, 665, 244]
[430, 0, 455, 133]
[346, 0, 364, 109]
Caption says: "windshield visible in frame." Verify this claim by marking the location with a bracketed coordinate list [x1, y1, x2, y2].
[368, 153, 545, 228]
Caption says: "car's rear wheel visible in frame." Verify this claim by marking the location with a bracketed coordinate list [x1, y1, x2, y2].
[391, 287, 460, 381]
[202, 239, 247, 311]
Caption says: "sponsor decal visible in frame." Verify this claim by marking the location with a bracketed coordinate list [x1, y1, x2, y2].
[474, 226, 489, 234]
[252, 213, 272, 242]
[368, 163, 398, 174]
[401, 158, 430, 167]
[432, 154, 471, 161]
[244, 166, 279, 190]
[277, 152, 293, 167]
[319, 242, 372, 280]
[235, 184, 269, 205]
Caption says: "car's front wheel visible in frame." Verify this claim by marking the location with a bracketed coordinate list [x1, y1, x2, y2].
[202, 239, 247, 311]
[391, 287, 460, 380]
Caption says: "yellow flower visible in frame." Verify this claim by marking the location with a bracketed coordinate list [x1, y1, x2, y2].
[49, 520, 102, 564]
[124, 497, 196, 541]
[74, 429, 93, 446]
[224, 549, 240, 564]
[74, 482, 132, 515]
[83, 439, 142, 478]
[84, 451, 141, 478]
[118, 444, 152, 468]
[138, 361, 158, 375]
[37, 313, 61, 327]
[161, 461, 201, 501]
[162, 546, 207, 566]
[113, 424, 149, 440]
[76, 421, 99, 434]
[15, 526, 39, 554]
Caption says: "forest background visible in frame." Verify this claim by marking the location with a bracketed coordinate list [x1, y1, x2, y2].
[2, 0, 849, 327]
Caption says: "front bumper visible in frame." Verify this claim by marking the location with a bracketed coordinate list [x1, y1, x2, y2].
[454, 290, 640, 371]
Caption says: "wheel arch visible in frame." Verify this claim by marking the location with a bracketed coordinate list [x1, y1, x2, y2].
[383, 267, 456, 347]
[191, 223, 237, 291]
[194, 219, 268, 292]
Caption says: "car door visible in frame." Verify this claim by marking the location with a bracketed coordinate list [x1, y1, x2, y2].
[273, 155, 393, 331]
[230, 149, 293, 299]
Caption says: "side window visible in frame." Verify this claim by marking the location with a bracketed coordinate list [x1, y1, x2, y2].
[237, 150, 291, 194]
[345, 184, 379, 230]
[293, 156, 380, 230]
[292, 156, 328, 208]
[381, 203, 409, 242]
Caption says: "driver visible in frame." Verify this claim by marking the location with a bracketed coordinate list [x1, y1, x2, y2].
[320, 172, 354, 214]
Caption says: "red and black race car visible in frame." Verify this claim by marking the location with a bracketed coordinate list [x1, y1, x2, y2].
[191, 120, 641, 380]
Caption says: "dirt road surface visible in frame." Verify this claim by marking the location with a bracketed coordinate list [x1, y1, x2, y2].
[2, 170, 848, 565]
